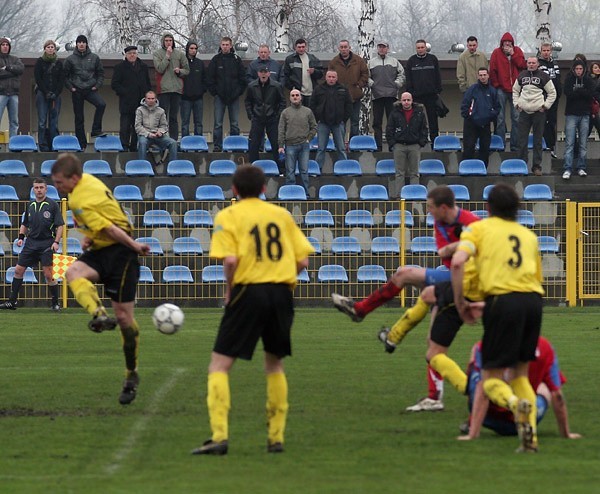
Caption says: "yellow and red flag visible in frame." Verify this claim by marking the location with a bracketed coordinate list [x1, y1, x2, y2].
[52, 253, 78, 281]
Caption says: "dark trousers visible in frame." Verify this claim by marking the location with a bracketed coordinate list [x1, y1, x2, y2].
[372, 97, 396, 150]
[159, 92, 181, 140]
[119, 111, 137, 152]
[543, 99, 559, 150]
[72, 89, 106, 149]
[463, 119, 492, 166]
[248, 117, 280, 165]
[518, 110, 546, 171]
[414, 94, 439, 143]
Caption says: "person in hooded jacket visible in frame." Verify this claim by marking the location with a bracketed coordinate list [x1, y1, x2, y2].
[181, 40, 207, 137]
[135, 90, 178, 165]
[0, 36, 24, 138]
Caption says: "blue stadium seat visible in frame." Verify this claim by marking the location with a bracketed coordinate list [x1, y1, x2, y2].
[297, 268, 310, 283]
[436, 264, 449, 271]
[56, 237, 83, 255]
[0, 244, 4, 256]
[305, 209, 334, 227]
[448, 184, 470, 201]
[209, 159, 236, 176]
[202, 265, 226, 282]
[371, 236, 400, 254]
[264, 137, 273, 152]
[52, 135, 81, 152]
[142, 210, 174, 227]
[500, 159, 528, 176]
[472, 209, 489, 219]
[375, 159, 395, 176]
[385, 210, 413, 228]
[528, 134, 548, 150]
[295, 160, 321, 176]
[419, 159, 446, 176]
[6, 267, 38, 284]
[8, 135, 37, 152]
[523, 184, 552, 201]
[348, 135, 377, 151]
[139, 266, 155, 283]
[83, 159, 112, 176]
[317, 264, 348, 282]
[30, 185, 59, 200]
[307, 236, 322, 255]
[163, 265, 194, 283]
[360, 184, 389, 200]
[517, 210, 535, 227]
[488, 134, 506, 152]
[433, 135, 461, 151]
[113, 184, 143, 201]
[223, 135, 249, 152]
[538, 235, 559, 253]
[333, 159, 362, 176]
[426, 212, 435, 227]
[253, 159, 280, 176]
[458, 159, 487, 176]
[154, 185, 184, 201]
[183, 209, 213, 227]
[12, 239, 24, 255]
[94, 135, 124, 152]
[310, 135, 334, 150]
[180, 135, 209, 152]
[40, 160, 56, 176]
[331, 236, 361, 254]
[482, 184, 494, 200]
[410, 236, 437, 253]
[278, 184, 307, 200]
[401, 184, 427, 201]
[0, 159, 28, 176]
[345, 209, 374, 227]
[125, 159, 154, 176]
[0, 210, 11, 227]
[319, 184, 347, 201]
[173, 236, 203, 255]
[357, 264, 387, 282]
[135, 237, 164, 255]
[195, 185, 225, 201]
[167, 159, 196, 176]
[0, 185, 19, 200]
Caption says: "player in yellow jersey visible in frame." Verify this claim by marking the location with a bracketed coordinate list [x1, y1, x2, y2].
[452, 183, 543, 453]
[51, 154, 150, 405]
[192, 165, 314, 456]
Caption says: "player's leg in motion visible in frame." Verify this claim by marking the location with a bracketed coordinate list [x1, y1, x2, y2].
[113, 301, 141, 405]
[265, 353, 288, 453]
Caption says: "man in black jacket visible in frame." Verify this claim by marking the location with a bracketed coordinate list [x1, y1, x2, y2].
[111, 46, 151, 152]
[283, 39, 324, 108]
[386, 92, 428, 197]
[181, 40, 206, 137]
[245, 67, 285, 165]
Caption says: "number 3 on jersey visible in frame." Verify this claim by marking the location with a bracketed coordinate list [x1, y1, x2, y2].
[508, 234, 522, 268]
[250, 223, 283, 261]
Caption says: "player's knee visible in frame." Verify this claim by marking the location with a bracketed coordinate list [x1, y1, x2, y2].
[13, 265, 26, 277]
[421, 286, 436, 304]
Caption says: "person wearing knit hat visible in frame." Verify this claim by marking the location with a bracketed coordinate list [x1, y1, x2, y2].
[0, 36, 25, 137]
[63, 35, 106, 149]
[34, 39, 65, 151]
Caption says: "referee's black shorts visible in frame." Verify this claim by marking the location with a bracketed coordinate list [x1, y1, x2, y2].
[481, 292, 542, 369]
[18, 240, 54, 268]
[430, 281, 463, 347]
[214, 283, 294, 360]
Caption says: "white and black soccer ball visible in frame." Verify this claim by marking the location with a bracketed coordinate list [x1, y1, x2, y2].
[152, 303, 184, 335]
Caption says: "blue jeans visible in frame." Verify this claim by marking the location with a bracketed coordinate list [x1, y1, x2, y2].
[180, 98, 203, 137]
[495, 90, 520, 151]
[0, 95, 19, 137]
[35, 91, 61, 151]
[138, 135, 178, 162]
[564, 114, 590, 172]
[284, 142, 310, 193]
[315, 122, 346, 168]
[213, 95, 240, 149]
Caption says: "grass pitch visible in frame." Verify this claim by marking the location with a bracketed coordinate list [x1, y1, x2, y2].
[1, 306, 599, 493]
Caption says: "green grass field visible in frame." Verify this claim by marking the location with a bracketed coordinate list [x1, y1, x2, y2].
[1, 306, 599, 493]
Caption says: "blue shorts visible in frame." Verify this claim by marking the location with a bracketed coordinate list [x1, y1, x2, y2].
[424, 268, 451, 286]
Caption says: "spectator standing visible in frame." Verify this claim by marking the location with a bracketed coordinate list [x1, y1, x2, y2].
[247, 45, 282, 84]
[457, 36, 488, 93]
[588, 62, 600, 138]
[135, 90, 178, 165]
[180, 41, 207, 138]
[0, 36, 25, 137]
[283, 39, 324, 108]
[538, 42, 562, 158]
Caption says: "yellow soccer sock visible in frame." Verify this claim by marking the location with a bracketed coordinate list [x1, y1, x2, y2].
[388, 297, 429, 344]
[429, 353, 467, 395]
[120, 319, 140, 375]
[266, 372, 289, 445]
[483, 377, 518, 410]
[207, 372, 230, 442]
[511, 375, 538, 440]
[68, 277, 104, 316]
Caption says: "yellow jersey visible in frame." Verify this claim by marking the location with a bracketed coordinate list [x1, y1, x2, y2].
[68, 174, 133, 250]
[210, 198, 314, 288]
[463, 257, 483, 302]
[457, 217, 543, 296]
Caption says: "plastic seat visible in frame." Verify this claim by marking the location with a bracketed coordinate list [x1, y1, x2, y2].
[278, 185, 307, 200]
[30, 185, 59, 200]
[253, 159, 280, 176]
[52, 135, 81, 152]
[125, 159, 154, 177]
[310, 136, 334, 151]
[183, 209, 213, 227]
[333, 159, 362, 176]
[8, 135, 37, 152]
[0, 210, 11, 227]
[472, 209, 489, 219]
[202, 265, 226, 282]
[264, 137, 273, 152]
[371, 236, 400, 254]
[56, 237, 83, 255]
[139, 266, 155, 283]
[458, 159, 487, 176]
[345, 209, 374, 227]
[0, 160, 28, 176]
[94, 135, 124, 152]
[360, 184, 389, 200]
[173, 236, 203, 255]
[222, 135, 249, 152]
[426, 212, 435, 227]
[375, 159, 395, 176]
[180, 135, 209, 152]
[297, 268, 310, 283]
[500, 159, 528, 176]
[419, 159, 446, 176]
[83, 159, 112, 176]
[523, 184, 552, 201]
[488, 134, 506, 152]
[400, 184, 427, 201]
[135, 237, 164, 255]
[317, 264, 348, 282]
[528, 135, 548, 150]
[113, 185, 143, 201]
[307, 236, 322, 254]
[304, 209, 334, 227]
[482, 184, 494, 201]
[295, 160, 321, 177]
[410, 236, 437, 253]
[357, 264, 387, 282]
[385, 210, 413, 228]
[348, 135, 377, 151]
[167, 159, 196, 176]
[209, 159, 236, 176]
[154, 185, 184, 201]
[517, 210, 535, 227]
[433, 135, 461, 151]
[0, 185, 19, 200]
[40, 160, 56, 176]
[331, 236, 361, 254]
[12, 238, 25, 255]
[448, 184, 470, 201]
[319, 184, 347, 201]
[163, 265, 194, 283]
[195, 185, 225, 201]
[6, 267, 38, 284]
[538, 235, 559, 253]
[142, 210, 174, 227]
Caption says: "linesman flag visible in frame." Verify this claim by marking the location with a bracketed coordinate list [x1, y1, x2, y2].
[53, 253, 78, 281]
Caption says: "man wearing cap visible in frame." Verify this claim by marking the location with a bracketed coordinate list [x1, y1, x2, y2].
[368, 41, 405, 151]
[64, 35, 106, 149]
[0, 37, 25, 137]
[112, 46, 151, 152]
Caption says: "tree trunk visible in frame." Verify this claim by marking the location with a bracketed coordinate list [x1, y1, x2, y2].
[115, 0, 134, 47]
[358, 0, 376, 135]
[275, 0, 290, 53]
[534, 0, 552, 46]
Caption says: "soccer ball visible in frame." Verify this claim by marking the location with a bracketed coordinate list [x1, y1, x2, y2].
[152, 303, 184, 335]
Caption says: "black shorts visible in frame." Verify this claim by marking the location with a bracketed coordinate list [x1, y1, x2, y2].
[214, 283, 294, 360]
[481, 292, 542, 369]
[78, 243, 140, 303]
[431, 282, 463, 347]
[18, 240, 54, 268]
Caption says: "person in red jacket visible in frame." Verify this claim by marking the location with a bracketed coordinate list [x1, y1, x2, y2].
[489, 32, 526, 151]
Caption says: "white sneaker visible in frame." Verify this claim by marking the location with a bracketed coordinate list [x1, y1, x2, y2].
[562, 170, 571, 180]
[578, 169, 587, 177]
[405, 397, 444, 412]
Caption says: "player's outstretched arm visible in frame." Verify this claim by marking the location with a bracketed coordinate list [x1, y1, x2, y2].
[458, 380, 489, 440]
[551, 389, 582, 439]
[103, 224, 150, 256]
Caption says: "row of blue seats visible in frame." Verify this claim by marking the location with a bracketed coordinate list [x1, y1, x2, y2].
[432, 134, 547, 152]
